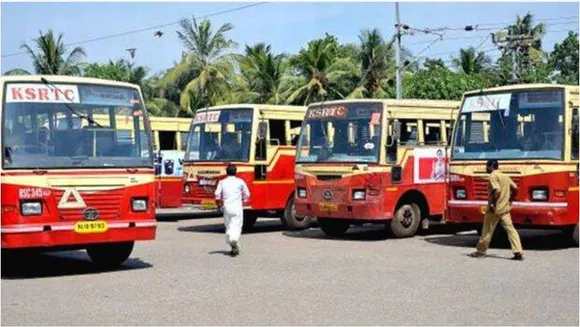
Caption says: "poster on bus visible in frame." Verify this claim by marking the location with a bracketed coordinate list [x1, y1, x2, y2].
[413, 147, 448, 184]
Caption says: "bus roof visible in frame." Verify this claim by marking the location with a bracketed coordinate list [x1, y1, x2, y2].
[463, 83, 579, 96]
[0, 75, 141, 90]
[307, 98, 460, 110]
[195, 104, 307, 113]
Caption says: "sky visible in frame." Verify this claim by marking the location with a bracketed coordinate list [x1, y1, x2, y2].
[1, 1, 579, 76]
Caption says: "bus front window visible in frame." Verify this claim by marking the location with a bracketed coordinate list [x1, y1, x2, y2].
[185, 109, 253, 162]
[296, 102, 383, 163]
[2, 83, 153, 169]
[452, 89, 564, 160]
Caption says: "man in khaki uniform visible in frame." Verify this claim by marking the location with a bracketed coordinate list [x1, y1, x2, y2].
[470, 160, 524, 260]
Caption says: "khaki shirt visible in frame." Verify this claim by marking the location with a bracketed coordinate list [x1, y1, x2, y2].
[488, 170, 517, 216]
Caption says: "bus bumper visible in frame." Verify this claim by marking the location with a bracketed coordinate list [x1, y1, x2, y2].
[1, 220, 157, 249]
[295, 199, 391, 221]
[447, 200, 574, 227]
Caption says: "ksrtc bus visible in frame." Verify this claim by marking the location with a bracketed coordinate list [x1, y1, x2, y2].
[294, 99, 460, 237]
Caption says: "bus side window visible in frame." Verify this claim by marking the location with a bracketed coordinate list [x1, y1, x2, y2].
[399, 119, 417, 145]
[423, 120, 442, 145]
[255, 121, 268, 161]
[572, 107, 579, 160]
[269, 119, 286, 146]
[290, 120, 302, 146]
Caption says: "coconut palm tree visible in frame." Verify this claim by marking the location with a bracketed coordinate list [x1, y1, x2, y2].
[349, 29, 394, 98]
[161, 17, 237, 115]
[284, 36, 358, 105]
[237, 43, 287, 104]
[452, 47, 491, 75]
[5, 29, 85, 76]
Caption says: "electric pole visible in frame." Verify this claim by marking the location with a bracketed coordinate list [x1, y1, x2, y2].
[492, 30, 536, 84]
[395, 2, 402, 99]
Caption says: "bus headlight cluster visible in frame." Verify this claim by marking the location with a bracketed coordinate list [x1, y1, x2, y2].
[132, 198, 148, 212]
[531, 189, 548, 201]
[184, 184, 191, 194]
[352, 190, 366, 201]
[297, 188, 307, 198]
[455, 188, 467, 199]
[21, 201, 42, 216]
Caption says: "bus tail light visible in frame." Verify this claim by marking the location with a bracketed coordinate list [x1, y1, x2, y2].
[455, 188, 467, 199]
[132, 198, 148, 212]
[21, 201, 42, 216]
[531, 189, 548, 201]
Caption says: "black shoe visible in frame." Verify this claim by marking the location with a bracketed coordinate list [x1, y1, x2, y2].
[511, 253, 524, 261]
[230, 241, 240, 256]
[468, 251, 486, 258]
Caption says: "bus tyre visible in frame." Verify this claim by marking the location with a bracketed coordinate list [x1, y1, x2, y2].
[390, 203, 421, 238]
[573, 224, 579, 246]
[86, 241, 134, 270]
[318, 218, 349, 237]
[281, 197, 311, 230]
[242, 212, 258, 232]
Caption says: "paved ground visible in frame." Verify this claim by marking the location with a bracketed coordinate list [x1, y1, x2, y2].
[1, 215, 578, 326]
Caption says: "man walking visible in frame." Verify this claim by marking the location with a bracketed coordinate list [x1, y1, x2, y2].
[469, 159, 524, 260]
[215, 164, 250, 256]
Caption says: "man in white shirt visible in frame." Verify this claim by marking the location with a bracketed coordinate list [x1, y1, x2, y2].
[215, 164, 250, 256]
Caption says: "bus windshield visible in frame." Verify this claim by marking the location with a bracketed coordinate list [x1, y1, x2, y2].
[2, 82, 153, 169]
[185, 109, 253, 162]
[296, 102, 382, 163]
[452, 89, 564, 160]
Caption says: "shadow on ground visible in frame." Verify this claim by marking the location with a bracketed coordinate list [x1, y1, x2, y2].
[177, 219, 287, 235]
[1, 251, 152, 280]
[156, 211, 221, 222]
[424, 229, 577, 251]
[283, 223, 460, 242]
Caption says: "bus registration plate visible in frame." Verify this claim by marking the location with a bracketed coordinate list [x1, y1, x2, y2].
[74, 221, 108, 234]
[319, 203, 338, 212]
[201, 200, 217, 210]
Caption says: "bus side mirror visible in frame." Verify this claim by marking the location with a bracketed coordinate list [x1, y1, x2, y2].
[258, 122, 267, 140]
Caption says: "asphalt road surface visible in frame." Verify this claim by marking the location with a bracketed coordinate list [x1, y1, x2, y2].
[2, 215, 578, 326]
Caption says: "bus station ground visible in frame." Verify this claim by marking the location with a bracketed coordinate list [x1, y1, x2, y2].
[1, 210, 578, 326]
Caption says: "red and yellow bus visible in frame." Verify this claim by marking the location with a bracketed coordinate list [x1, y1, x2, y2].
[182, 104, 308, 229]
[294, 99, 459, 237]
[1, 75, 157, 268]
[446, 84, 579, 245]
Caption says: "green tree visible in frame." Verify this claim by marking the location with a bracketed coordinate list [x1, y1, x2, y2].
[404, 62, 491, 100]
[284, 34, 359, 105]
[237, 43, 287, 104]
[162, 17, 238, 114]
[452, 47, 491, 75]
[5, 29, 85, 76]
[548, 31, 579, 84]
[84, 59, 148, 86]
[349, 28, 394, 98]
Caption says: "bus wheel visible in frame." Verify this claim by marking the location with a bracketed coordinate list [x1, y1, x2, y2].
[242, 211, 258, 232]
[281, 197, 311, 230]
[390, 203, 421, 238]
[572, 224, 579, 246]
[86, 241, 134, 270]
[318, 218, 349, 237]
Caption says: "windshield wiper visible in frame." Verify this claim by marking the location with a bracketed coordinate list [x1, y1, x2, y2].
[478, 89, 505, 128]
[40, 77, 103, 128]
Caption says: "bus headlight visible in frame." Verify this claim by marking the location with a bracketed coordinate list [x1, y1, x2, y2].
[21, 201, 42, 216]
[297, 188, 307, 198]
[184, 184, 191, 194]
[352, 190, 366, 200]
[531, 189, 548, 201]
[455, 188, 467, 199]
[132, 198, 148, 212]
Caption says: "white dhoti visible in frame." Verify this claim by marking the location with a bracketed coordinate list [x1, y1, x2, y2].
[223, 207, 243, 245]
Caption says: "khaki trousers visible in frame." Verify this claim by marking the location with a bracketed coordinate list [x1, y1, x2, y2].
[476, 212, 524, 254]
